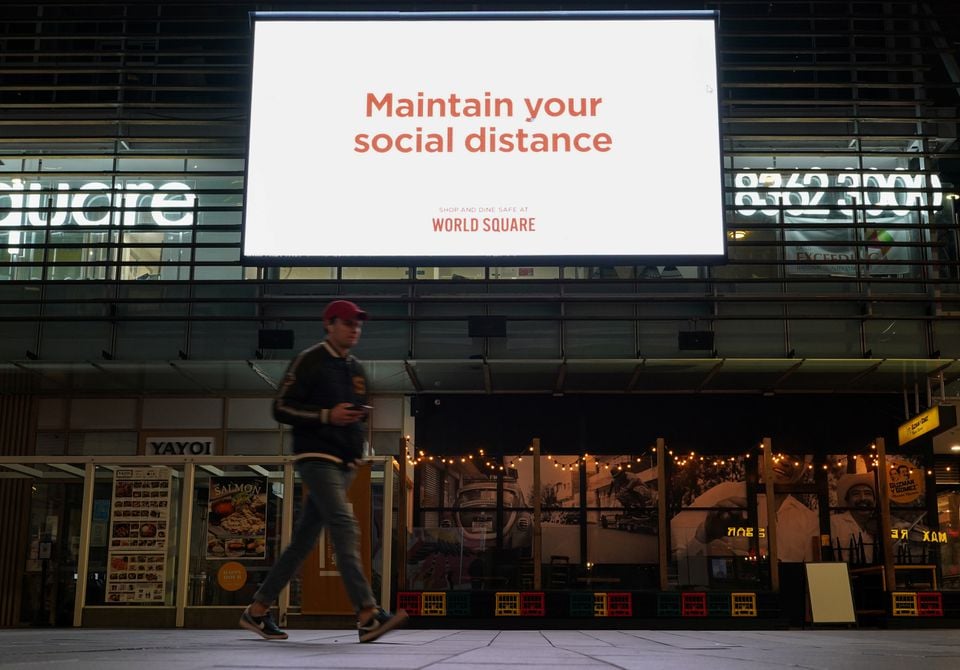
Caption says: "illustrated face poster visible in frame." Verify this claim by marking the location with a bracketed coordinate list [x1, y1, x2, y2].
[827, 454, 933, 563]
[206, 477, 268, 560]
[105, 467, 171, 603]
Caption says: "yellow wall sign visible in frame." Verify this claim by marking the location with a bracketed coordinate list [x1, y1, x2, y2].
[887, 457, 925, 504]
[727, 526, 766, 538]
[898, 406, 941, 445]
[890, 528, 948, 543]
[217, 561, 247, 591]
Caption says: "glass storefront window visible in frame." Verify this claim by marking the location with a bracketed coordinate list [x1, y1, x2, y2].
[23, 472, 86, 625]
[938, 491, 960, 590]
[188, 465, 283, 607]
[1, 150, 950, 286]
[81, 464, 183, 615]
[670, 454, 764, 588]
[725, 154, 943, 281]
[275, 267, 337, 280]
[341, 267, 411, 280]
[8, 455, 391, 626]
[489, 266, 560, 280]
[121, 230, 189, 281]
[827, 454, 882, 565]
[0, 162, 247, 283]
[416, 266, 484, 280]
[411, 458, 530, 591]
[584, 455, 659, 589]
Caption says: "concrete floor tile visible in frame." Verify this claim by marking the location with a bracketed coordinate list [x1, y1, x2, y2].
[0, 628, 957, 670]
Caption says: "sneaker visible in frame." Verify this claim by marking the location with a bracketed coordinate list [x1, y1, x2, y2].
[239, 606, 288, 640]
[357, 607, 408, 643]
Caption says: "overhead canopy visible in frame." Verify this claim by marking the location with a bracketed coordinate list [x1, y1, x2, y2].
[1, 357, 955, 397]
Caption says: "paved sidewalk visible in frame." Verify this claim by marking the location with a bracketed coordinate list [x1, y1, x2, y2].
[1, 628, 960, 669]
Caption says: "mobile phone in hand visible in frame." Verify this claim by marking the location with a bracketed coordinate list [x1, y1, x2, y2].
[350, 404, 373, 411]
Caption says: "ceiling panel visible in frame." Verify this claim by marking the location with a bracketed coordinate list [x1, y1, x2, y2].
[563, 360, 641, 392]
[407, 360, 485, 393]
[0, 357, 957, 397]
[488, 360, 563, 393]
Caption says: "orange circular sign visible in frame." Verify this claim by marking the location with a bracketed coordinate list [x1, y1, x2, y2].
[217, 561, 247, 591]
[887, 459, 924, 504]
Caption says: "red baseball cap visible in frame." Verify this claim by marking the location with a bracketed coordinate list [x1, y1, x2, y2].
[323, 300, 368, 322]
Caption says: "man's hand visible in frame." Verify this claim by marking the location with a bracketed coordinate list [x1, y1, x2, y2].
[329, 402, 367, 426]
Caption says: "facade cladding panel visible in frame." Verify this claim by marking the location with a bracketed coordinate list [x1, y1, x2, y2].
[0, 2, 960, 368]
[1, 1, 960, 626]
[0, 1, 957, 368]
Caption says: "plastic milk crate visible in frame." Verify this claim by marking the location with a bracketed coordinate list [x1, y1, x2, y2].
[495, 592, 521, 616]
[446, 590, 472, 617]
[606, 592, 632, 617]
[916, 592, 943, 617]
[421, 592, 447, 616]
[731, 593, 757, 617]
[594, 592, 608, 617]
[396, 592, 422, 616]
[520, 592, 545, 617]
[656, 592, 681, 617]
[681, 592, 708, 617]
[707, 592, 731, 616]
[569, 592, 596, 617]
[892, 592, 918, 616]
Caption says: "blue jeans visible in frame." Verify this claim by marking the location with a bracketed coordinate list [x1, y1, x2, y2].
[254, 460, 376, 613]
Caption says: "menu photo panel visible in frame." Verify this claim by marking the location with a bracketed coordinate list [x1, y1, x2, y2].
[105, 466, 172, 603]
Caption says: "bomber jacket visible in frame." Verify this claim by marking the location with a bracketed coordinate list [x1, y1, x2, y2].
[273, 340, 368, 467]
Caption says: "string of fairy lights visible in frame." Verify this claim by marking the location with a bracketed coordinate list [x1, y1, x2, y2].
[403, 439, 934, 476]
[404, 442, 652, 473]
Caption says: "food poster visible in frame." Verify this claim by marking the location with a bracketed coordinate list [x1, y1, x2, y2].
[106, 467, 172, 603]
[206, 477, 267, 560]
[107, 553, 166, 603]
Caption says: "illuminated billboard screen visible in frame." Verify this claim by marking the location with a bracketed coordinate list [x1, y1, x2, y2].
[243, 12, 725, 265]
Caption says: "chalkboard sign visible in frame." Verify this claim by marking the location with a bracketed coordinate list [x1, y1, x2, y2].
[805, 562, 856, 624]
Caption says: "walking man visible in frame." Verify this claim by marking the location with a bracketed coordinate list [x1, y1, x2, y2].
[240, 299, 407, 642]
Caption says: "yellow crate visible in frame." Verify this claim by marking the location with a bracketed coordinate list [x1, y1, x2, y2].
[731, 592, 757, 617]
[421, 591, 447, 616]
[594, 592, 608, 617]
[891, 592, 918, 617]
[495, 591, 521, 616]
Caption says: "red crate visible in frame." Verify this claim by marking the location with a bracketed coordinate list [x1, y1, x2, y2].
[917, 592, 943, 617]
[681, 592, 708, 617]
[397, 591, 422, 616]
[520, 591, 545, 616]
[607, 592, 632, 617]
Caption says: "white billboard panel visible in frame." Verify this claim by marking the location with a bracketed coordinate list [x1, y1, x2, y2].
[243, 12, 725, 264]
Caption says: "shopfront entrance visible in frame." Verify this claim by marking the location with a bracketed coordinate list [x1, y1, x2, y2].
[21, 480, 87, 626]
[401, 393, 960, 623]
[0, 456, 396, 630]
[938, 489, 960, 591]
